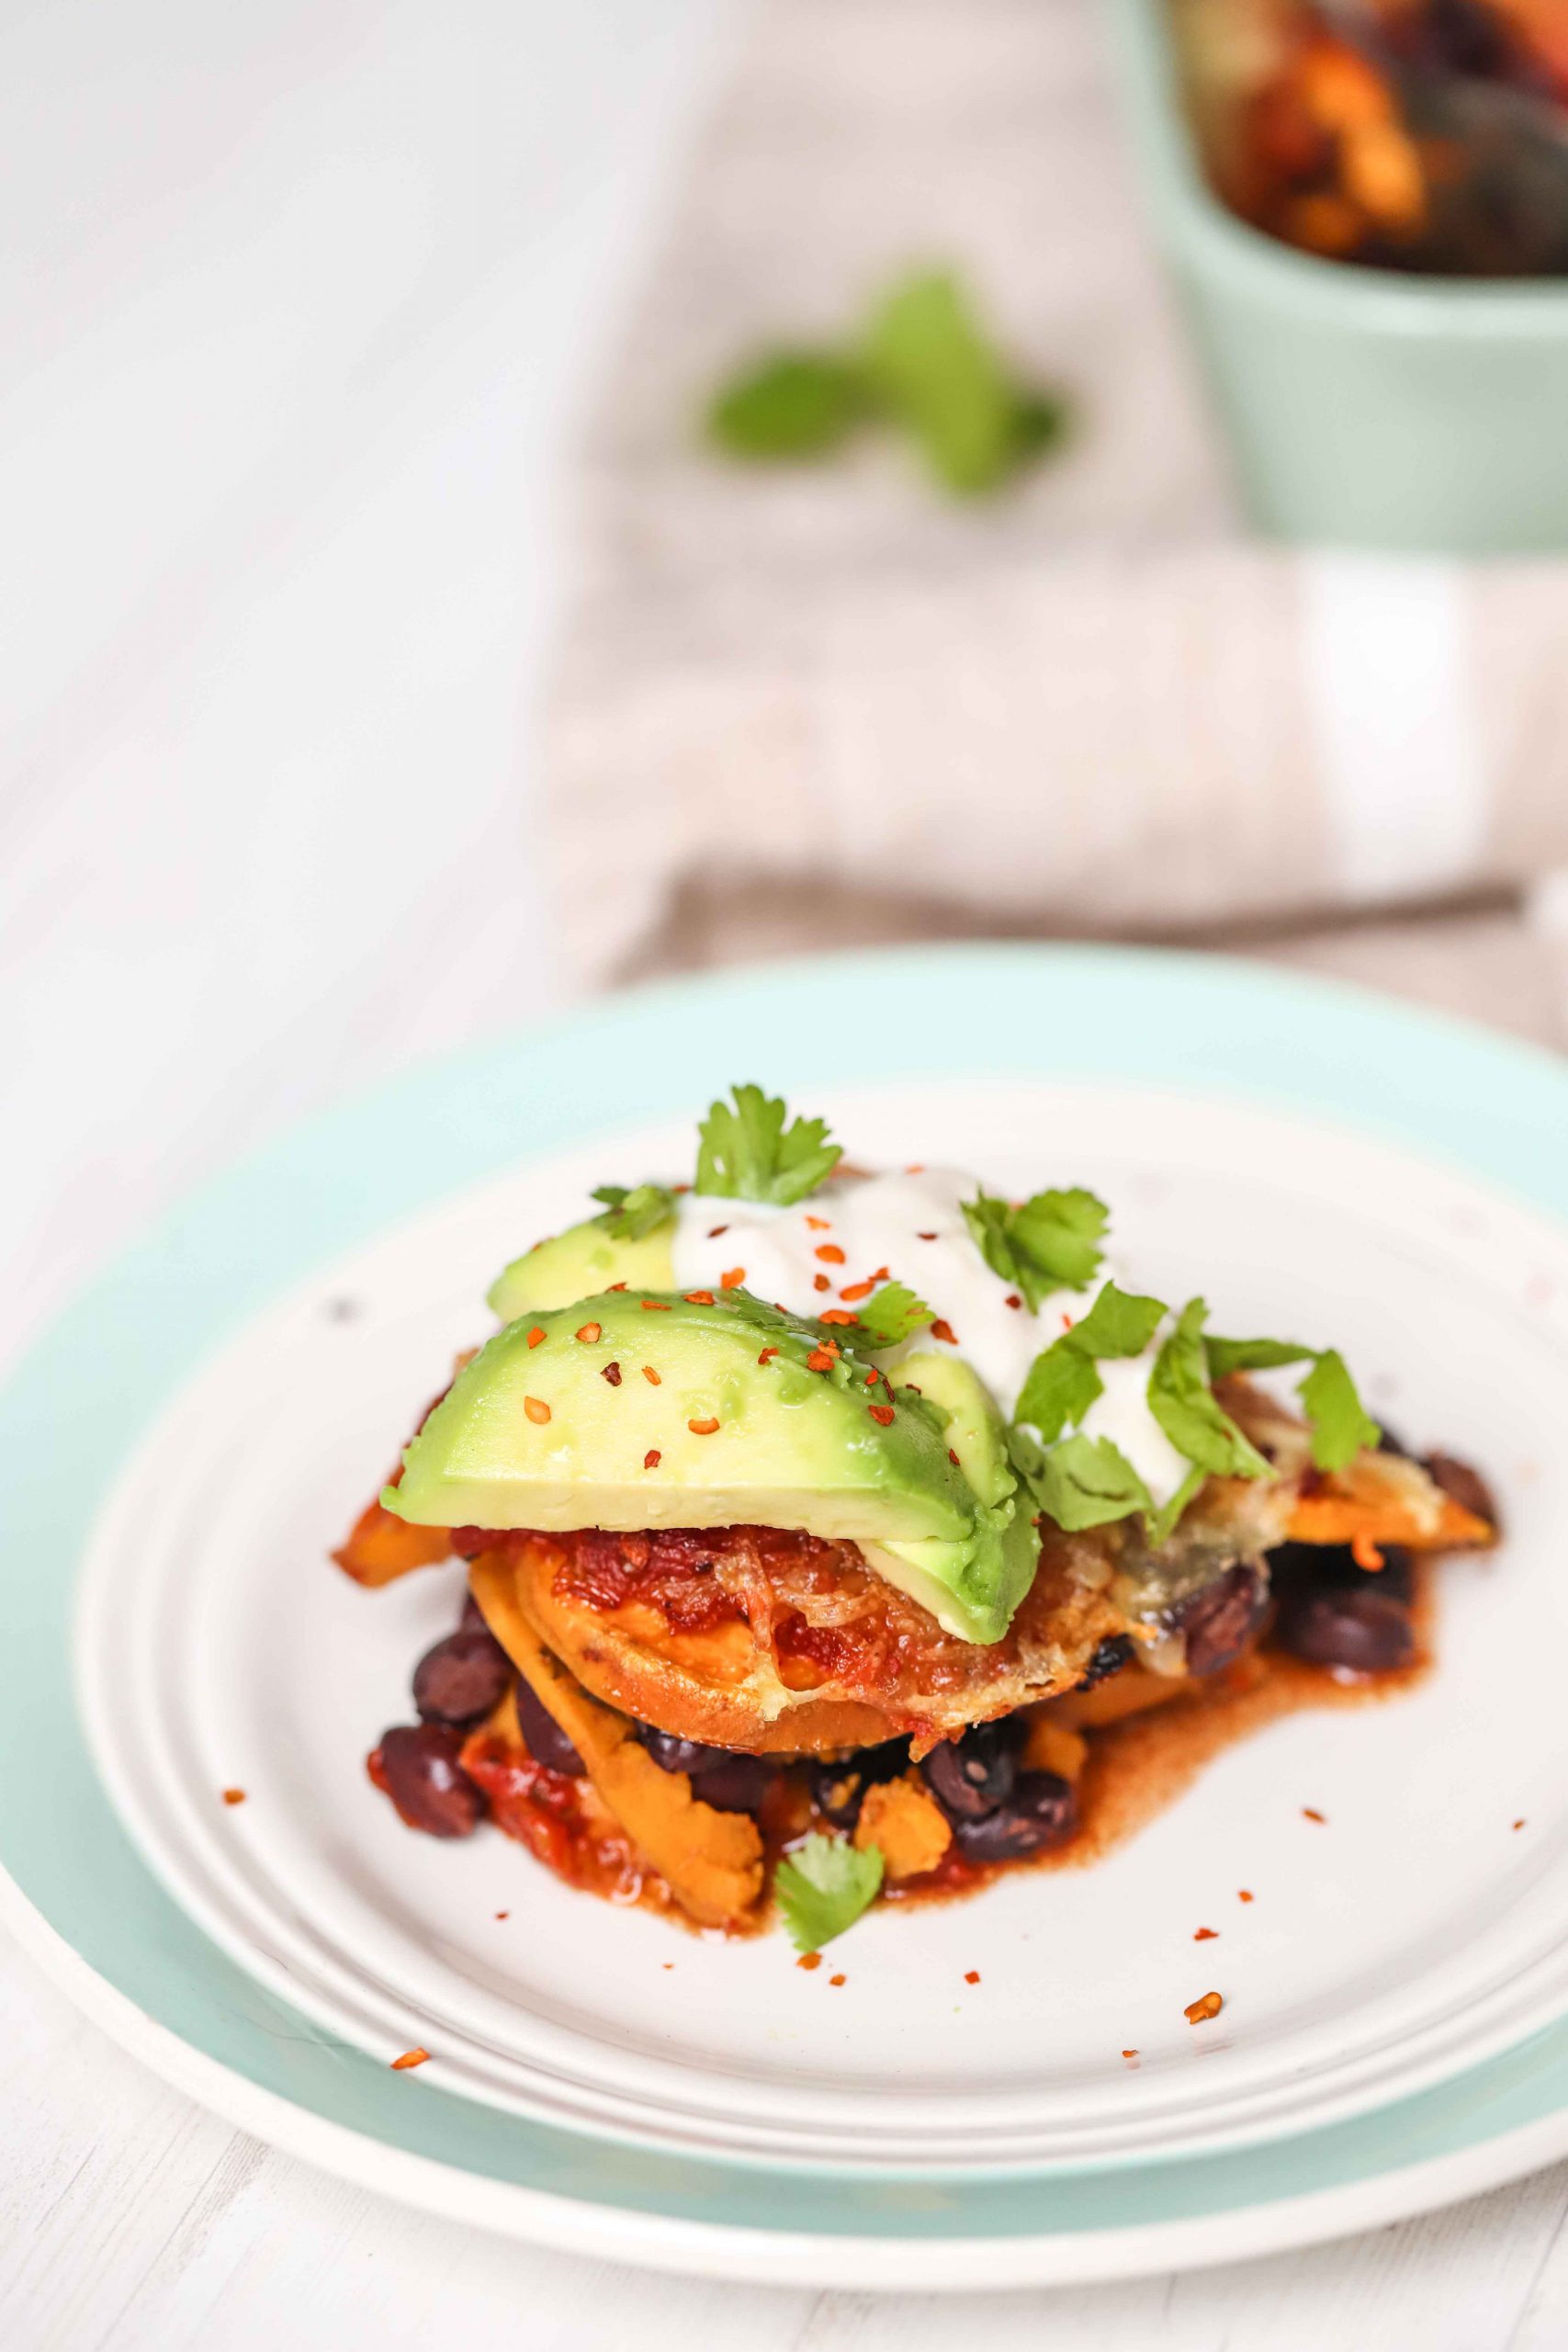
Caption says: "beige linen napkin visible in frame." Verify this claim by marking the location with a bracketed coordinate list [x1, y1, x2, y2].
[544, 0, 1568, 1044]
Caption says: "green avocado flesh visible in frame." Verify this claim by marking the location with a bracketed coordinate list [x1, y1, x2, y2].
[488, 1216, 674, 1321]
[862, 1351, 1036, 1644]
[390, 1290, 983, 1540]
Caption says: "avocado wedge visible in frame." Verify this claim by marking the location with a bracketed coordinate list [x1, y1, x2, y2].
[389, 1288, 981, 1544]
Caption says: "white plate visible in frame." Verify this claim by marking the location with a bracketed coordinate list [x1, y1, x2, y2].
[75, 1079, 1568, 2177]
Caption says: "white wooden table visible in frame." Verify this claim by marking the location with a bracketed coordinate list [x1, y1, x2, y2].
[6, 3, 1568, 2342]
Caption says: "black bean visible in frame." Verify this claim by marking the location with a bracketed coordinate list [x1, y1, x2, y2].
[691, 1753, 775, 1815]
[919, 1718, 1022, 1822]
[1424, 1451, 1499, 1535]
[1274, 1585, 1414, 1675]
[953, 1771, 1077, 1861]
[637, 1725, 738, 1776]
[412, 1627, 513, 1727]
[376, 1724, 484, 1838]
[1175, 1566, 1269, 1678]
[1077, 1634, 1134, 1691]
[1269, 1539, 1415, 1604]
[808, 1739, 911, 1829]
[513, 1677, 585, 1776]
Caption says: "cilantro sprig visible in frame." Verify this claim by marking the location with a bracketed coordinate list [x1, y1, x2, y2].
[852, 1280, 935, 1349]
[963, 1186, 1108, 1313]
[1206, 1334, 1380, 1471]
[590, 1182, 677, 1240]
[774, 1832, 884, 1952]
[694, 1083, 842, 1207]
[1011, 1285, 1379, 1544]
[705, 267, 1070, 499]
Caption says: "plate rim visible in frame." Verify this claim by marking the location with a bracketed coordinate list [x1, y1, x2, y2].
[7, 939, 1568, 2286]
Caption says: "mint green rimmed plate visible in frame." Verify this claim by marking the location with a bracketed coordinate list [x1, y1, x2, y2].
[7, 944, 1568, 2287]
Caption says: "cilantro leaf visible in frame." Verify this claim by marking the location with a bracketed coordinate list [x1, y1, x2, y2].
[1205, 1331, 1380, 1471]
[1299, 1349, 1381, 1472]
[853, 1281, 935, 1349]
[1147, 1298, 1272, 1481]
[1033, 1434, 1154, 1532]
[1066, 1280, 1167, 1359]
[1015, 1341, 1103, 1444]
[774, 1832, 884, 1952]
[1014, 1280, 1166, 1442]
[706, 351, 867, 461]
[694, 1083, 842, 1207]
[962, 1187, 1109, 1313]
[590, 1182, 677, 1240]
[861, 271, 1063, 497]
[1204, 1336, 1315, 1378]
[1145, 1463, 1208, 1547]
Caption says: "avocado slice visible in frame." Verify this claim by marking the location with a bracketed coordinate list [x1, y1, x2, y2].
[387, 1291, 980, 1544]
[488, 1216, 675, 1321]
[862, 1351, 1036, 1644]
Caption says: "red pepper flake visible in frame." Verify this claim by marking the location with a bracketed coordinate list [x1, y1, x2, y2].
[931, 1318, 957, 1345]
[1121, 2048, 1140, 2062]
[1193, 1927, 1218, 1941]
[758, 1346, 780, 1365]
[644, 1449, 661, 1469]
[1302, 1807, 1326, 1824]
[1514, 1818, 1528, 1831]
[641, 1299, 671, 1311]
[495, 1910, 509, 1919]
[805, 1216, 832, 1231]
[684, 1290, 716, 1306]
[221, 1787, 246, 1807]
[1185, 1992, 1224, 2025]
[606, 1281, 627, 1292]
[526, 1326, 546, 1349]
[1060, 1313, 1075, 1332]
[807, 1347, 837, 1373]
[707, 1225, 729, 1239]
[906, 1164, 925, 1174]
[524, 1396, 551, 1425]
[813, 1272, 831, 1293]
[661, 1961, 674, 1970]
[643, 1365, 661, 1385]
[917, 1231, 938, 1241]
[390, 2047, 431, 2070]
[869, 1404, 896, 1427]
[688, 1417, 720, 1436]
[1004, 1293, 1022, 1310]
[1238, 1889, 1254, 1903]
[797, 1951, 822, 1971]
[865, 1368, 881, 1385]
[720, 1268, 746, 1289]
[815, 1243, 846, 1264]
[819, 1309, 859, 1326]
[601, 1362, 622, 1386]
[1350, 1532, 1384, 1572]
[947, 1447, 961, 1466]
[829, 1973, 846, 1988]
[575, 1320, 603, 1344]
[964, 1969, 981, 1985]
[840, 1278, 875, 1303]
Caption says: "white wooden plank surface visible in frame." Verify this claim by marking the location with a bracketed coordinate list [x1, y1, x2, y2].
[6, 2, 1568, 2344]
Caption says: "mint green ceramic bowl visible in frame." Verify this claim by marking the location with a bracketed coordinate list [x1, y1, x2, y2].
[1108, 0, 1568, 555]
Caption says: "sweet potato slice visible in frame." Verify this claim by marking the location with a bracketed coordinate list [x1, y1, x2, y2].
[468, 1551, 763, 1928]
[333, 1497, 454, 1587]
[852, 1775, 951, 1879]
[1286, 1451, 1493, 1552]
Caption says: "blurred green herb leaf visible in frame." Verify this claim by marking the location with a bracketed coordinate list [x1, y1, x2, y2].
[705, 352, 867, 461]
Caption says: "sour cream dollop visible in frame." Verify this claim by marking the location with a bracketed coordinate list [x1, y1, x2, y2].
[671, 1166, 1190, 1509]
